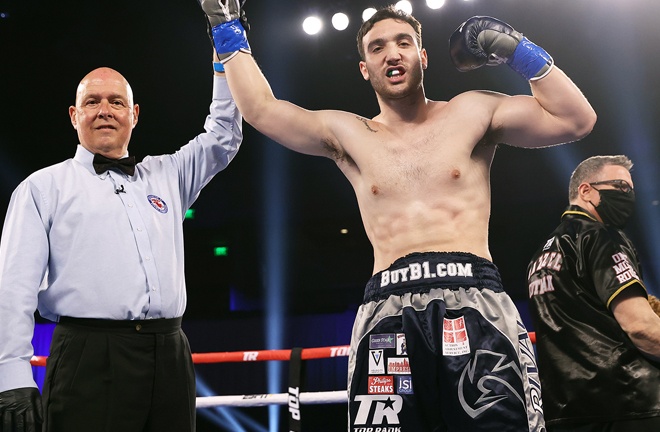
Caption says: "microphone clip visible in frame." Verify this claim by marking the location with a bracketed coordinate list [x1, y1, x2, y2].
[115, 185, 126, 194]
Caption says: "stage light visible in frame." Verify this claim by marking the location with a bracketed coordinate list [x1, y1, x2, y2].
[362, 8, 377, 22]
[302, 16, 323, 35]
[332, 12, 349, 31]
[395, 1, 413, 15]
[426, 0, 446, 9]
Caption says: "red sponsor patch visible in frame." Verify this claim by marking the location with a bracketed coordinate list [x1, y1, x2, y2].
[368, 376, 394, 394]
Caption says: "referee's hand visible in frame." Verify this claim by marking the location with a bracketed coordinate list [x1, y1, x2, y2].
[0, 387, 43, 432]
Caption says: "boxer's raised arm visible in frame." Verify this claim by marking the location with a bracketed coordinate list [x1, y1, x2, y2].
[224, 53, 341, 157]
[200, 0, 340, 157]
[450, 16, 597, 148]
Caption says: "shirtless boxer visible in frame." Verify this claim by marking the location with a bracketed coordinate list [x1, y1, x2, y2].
[199, 2, 596, 430]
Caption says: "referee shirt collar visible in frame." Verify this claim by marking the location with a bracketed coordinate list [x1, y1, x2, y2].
[73, 145, 131, 177]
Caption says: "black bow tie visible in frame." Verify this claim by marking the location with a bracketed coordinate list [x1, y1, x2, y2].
[93, 154, 136, 176]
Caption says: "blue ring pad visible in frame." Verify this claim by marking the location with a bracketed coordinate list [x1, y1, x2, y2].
[507, 37, 553, 80]
[211, 18, 251, 59]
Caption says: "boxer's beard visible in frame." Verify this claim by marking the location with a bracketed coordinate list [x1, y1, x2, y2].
[369, 62, 424, 100]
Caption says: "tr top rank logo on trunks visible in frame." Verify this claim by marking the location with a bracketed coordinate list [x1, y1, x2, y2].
[380, 260, 473, 287]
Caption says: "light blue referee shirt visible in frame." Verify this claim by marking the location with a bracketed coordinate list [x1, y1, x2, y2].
[0, 76, 242, 392]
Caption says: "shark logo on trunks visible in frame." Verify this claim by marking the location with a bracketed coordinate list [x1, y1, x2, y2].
[380, 260, 473, 287]
[458, 349, 525, 419]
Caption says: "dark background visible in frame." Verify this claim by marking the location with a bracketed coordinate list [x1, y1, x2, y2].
[2, 0, 659, 430]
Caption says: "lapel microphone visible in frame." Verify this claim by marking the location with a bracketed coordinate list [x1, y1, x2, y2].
[115, 185, 126, 194]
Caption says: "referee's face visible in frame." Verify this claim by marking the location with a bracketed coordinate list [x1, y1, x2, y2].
[69, 67, 140, 159]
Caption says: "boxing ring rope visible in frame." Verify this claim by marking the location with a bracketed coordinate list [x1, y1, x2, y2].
[28, 344, 356, 367]
[30, 333, 537, 410]
[29, 345, 354, 408]
[196, 390, 349, 408]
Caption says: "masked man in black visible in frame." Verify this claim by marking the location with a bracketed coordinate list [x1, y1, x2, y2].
[528, 155, 660, 432]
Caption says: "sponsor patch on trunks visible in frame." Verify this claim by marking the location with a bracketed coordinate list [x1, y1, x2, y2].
[370, 334, 396, 349]
[442, 316, 470, 356]
[369, 350, 385, 374]
[396, 333, 407, 355]
[396, 375, 413, 395]
[368, 376, 394, 394]
[387, 357, 410, 375]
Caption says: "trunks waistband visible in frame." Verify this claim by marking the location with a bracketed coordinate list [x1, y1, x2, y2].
[363, 251, 504, 303]
[58, 316, 182, 333]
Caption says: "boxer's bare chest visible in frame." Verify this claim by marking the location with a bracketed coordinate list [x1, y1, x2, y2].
[360, 122, 478, 196]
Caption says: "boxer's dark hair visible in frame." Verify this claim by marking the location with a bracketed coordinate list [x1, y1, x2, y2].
[357, 6, 422, 61]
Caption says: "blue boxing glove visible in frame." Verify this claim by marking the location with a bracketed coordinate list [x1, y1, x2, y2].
[199, 0, 251, 65]
[0, 388, 43, 432]
[449, 16, 553, 81]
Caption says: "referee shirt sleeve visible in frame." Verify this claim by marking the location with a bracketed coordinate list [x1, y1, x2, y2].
[0, 179, 50, 392]
[171, 75, 243, 215]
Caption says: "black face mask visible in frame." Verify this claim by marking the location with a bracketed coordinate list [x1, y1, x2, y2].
[593, 188, 636, 229]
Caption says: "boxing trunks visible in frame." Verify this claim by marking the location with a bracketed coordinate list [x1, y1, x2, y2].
[348, 252, 545, 432]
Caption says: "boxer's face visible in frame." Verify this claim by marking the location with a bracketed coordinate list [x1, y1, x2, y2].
[359, 18, 427, 100]
[70, 68, 139, 159]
